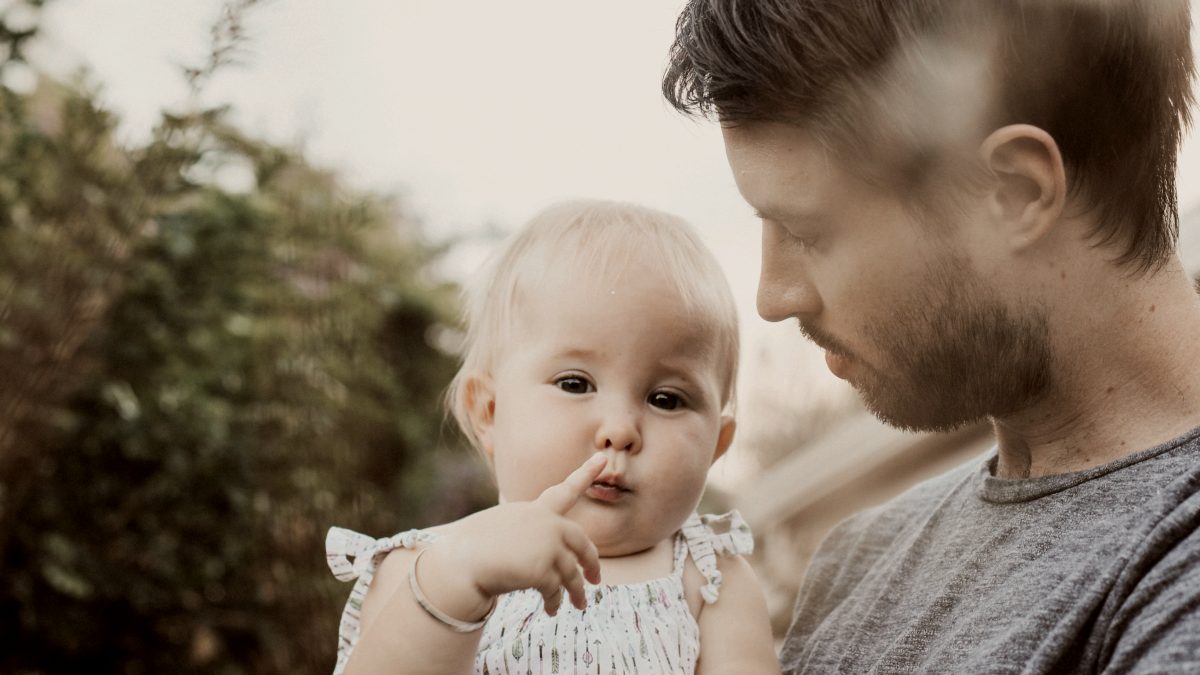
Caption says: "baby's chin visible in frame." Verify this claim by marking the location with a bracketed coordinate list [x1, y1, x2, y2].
[592, 536, 666, 559]
[577, 516, 679, 559]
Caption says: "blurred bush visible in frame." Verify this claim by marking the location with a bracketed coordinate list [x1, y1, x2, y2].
[0, 2, 493, 672]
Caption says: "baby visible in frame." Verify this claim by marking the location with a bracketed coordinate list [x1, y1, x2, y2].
[326, 200, 779, 674]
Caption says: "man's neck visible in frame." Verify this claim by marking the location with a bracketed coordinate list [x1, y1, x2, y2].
[992, 260, 1200, 479]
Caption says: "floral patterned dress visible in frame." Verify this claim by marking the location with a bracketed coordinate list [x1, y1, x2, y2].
[325, 511, 754, 675]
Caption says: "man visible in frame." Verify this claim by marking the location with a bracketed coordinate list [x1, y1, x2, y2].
[663, 1, 1200, 672]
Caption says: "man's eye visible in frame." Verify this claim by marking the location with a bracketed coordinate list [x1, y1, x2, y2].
[787, 229, 817, 250]
[760, 218, 817, 251]
[793, 235, 816, 249]
[648, 392, 683, 410]
[555, 377, 594, 394]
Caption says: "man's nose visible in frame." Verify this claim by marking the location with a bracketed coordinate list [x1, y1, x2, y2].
[757, 223, 821, 322]
[594, 403, 641, 453]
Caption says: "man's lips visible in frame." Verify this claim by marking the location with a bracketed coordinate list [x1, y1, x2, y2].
[800, 322, 855, 380]
[800, 322, 851, 358]
[825, 350, 852, 380]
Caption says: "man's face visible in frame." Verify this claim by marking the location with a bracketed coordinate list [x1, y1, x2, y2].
[723, 121, 1051, 431]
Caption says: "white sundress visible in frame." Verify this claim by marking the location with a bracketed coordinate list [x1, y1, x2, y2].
[325, 511, 754, 675]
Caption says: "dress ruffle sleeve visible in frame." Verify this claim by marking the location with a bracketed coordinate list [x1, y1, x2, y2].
[679, 510, 755, 604]
[325, 526, 438, 675]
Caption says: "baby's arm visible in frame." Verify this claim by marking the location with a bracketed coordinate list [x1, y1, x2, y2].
[695, 555, 781, 675]
[344, 543, 486, 675]
[341, 454, 607, 675]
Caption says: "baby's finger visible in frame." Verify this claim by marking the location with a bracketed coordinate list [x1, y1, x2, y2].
[536, 453, 607, 515]
[557, 552, 587, 610]
[539, 579, 564, 617]
[562, 523, 601, 585]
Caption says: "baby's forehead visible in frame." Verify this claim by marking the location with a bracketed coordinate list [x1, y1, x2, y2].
[477, 220, 739, 399]
[513, 280, 712, 330]
[505, 274, 731, 376]
[513, 259, 715, 329]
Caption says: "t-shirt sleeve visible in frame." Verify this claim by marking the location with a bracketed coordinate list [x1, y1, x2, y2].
[1102, 503, 1200, 673]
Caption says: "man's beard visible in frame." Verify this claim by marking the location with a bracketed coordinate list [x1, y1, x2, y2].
[801, 256, 1052, 432]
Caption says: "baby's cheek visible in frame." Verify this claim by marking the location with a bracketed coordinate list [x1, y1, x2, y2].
[491, 421, 581, 500]
[657, 462, 710, 512]
[492, 453, 559, 502]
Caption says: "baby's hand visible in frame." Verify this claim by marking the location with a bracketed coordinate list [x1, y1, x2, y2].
[434, 454, 606, 616]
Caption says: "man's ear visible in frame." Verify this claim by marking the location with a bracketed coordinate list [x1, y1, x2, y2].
[712, 416, 736, 465]
[979, 124, 1066, 252]
[464, 374, 497, 461]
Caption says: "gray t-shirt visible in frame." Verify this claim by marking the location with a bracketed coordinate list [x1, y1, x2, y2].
[780, 425, 1200, 674]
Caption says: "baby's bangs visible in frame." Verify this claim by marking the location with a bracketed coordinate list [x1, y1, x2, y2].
[525, 203, 729, 316]
[453, 199, 740, 423]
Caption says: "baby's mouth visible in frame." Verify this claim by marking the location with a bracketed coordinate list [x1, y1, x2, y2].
[586, 476, 631, 502]
[592, 472, 630, 490]
[591, 479, 629, 491]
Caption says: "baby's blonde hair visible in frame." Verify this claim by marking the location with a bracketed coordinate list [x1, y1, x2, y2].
[447, 199, 739, 452]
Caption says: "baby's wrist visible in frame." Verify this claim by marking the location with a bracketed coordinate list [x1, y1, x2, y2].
[415, 543, 495, 622]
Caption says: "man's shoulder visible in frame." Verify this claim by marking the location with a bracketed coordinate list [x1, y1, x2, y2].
[782, 456, 983, 659]
[837, 454, 981, 538]
[893, 454, 982, 506]
[801, 454, 983, 578]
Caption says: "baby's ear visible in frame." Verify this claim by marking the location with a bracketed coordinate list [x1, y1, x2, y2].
[464, 374, 497, 460]
[712, 415, 736, 465]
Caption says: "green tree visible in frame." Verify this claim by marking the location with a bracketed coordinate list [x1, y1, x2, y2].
[0, 3, 492, 671]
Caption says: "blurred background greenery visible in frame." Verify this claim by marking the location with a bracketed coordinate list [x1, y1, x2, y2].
[0, 2, 495, 671]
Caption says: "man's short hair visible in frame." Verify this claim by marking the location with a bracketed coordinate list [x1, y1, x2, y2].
[663, 0, 1195, 272]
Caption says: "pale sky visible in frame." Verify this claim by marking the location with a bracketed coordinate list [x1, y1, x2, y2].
[36, 0, 1200, 487]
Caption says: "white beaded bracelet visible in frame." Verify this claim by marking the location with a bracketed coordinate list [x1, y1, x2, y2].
[408, 547, 495, 633]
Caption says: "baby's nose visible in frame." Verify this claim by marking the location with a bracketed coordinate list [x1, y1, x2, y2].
[594, 409, 641, 453]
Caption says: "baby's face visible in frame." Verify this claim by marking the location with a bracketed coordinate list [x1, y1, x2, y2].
[477, 262, 733, 557]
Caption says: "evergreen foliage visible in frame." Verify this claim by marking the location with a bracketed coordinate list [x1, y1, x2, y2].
[0, 3, 493, 671]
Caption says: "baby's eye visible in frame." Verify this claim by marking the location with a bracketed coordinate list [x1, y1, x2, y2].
[648, 391, 683, 410]
[555, 376, 595, 395]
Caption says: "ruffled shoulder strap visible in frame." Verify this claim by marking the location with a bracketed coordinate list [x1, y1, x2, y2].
[325, 526, 438, 675]
[679, 510, 754, 605]
[326, 526, 437, 581]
